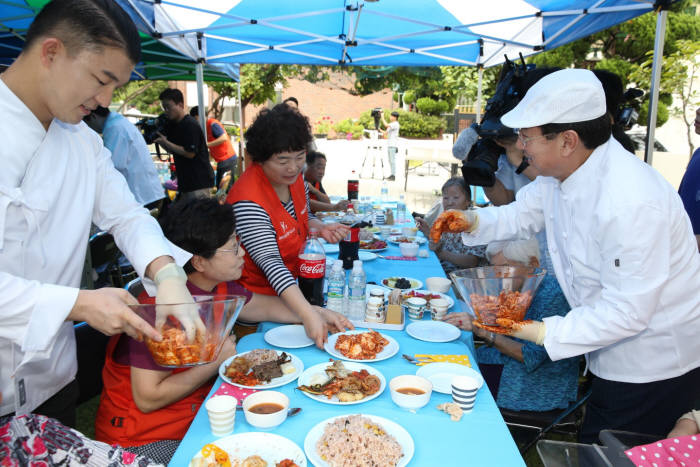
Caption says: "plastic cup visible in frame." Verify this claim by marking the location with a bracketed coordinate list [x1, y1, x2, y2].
[451, 375, 480, 413]
[429, 298, 449, 320]
[205, 395, 237, 436]
[404, 297, 426, 321]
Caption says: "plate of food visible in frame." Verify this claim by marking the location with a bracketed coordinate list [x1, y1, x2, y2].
[264, 325, 314, 349]
[324, 329, 399, 362]
[304, 414, 414, 467]
[382, 277, 422, 291]
[190, 432, 306, 467]
[359, 238, 388, 252]
[401, 289, 454, 308]
[219, 349, 303, 389]
[387, 235, 427, 245]
[296, 359, 385, 405]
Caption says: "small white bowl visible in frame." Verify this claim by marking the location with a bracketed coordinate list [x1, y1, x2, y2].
[425, 276, 452, 293]
[242, 391, 289, 429]
[389, 375, 432, 410]
[399, 242, 419, 257]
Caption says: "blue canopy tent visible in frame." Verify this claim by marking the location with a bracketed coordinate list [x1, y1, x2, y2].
[117, 0, 672, 163]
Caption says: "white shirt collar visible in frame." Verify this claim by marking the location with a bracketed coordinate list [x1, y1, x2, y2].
[559, 137, 610, 195]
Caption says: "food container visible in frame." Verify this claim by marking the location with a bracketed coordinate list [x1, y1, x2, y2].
[425, 276, 452, 294]
[130, 295, 246, 368]
[242, 391, 289, 429]
[399, 242, 419, 257]
[449, 266, 545, 326]
[389, 375, 432, 410]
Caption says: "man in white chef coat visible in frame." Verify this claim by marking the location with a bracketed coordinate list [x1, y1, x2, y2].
[459, 68, 700, 441]
[0, 0, 201, 427]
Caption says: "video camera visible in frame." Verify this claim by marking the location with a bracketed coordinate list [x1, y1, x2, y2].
[371, 108, 383, 130]
[136, 113, 168, 145]
[616, 88, 644, 131]
[456, 55, 544, 187]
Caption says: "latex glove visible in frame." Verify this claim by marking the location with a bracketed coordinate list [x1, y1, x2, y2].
[506, 320, 546, 345]
[320, 223, 349, 244]
[430, 209, 479, 243]
[314, 306, 355, 334]
[154, 262, 205, 342]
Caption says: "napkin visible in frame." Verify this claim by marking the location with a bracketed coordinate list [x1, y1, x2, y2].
[383, 256, 417, 261]
[213, 382, 259, 400]
[625, 434, 699, 466]
[414, 354, 471, 367]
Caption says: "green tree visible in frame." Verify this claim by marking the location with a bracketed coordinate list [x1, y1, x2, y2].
[113, 81, 170, 114]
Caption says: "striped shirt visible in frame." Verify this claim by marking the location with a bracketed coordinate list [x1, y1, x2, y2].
[232, 185, 316, 295]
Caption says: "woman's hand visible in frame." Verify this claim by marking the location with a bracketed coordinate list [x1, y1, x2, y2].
[320, 223, 349, 244]
[301, 310, 330, 348]
[314, 306, 354, 334]
[443, 312, 474, 331]
[414, 216, 430, 237]
[215, 335, 237, 365]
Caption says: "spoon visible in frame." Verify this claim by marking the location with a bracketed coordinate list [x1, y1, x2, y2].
[236, 406, 302, 418]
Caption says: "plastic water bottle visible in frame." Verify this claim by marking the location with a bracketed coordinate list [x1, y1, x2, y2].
[397, 194, 406, 224]
[347, 260, 366, 320]
[326, 260, 346, 315]
[380, 181, 389, 202]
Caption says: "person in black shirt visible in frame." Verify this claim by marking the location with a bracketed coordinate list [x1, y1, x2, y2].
[155, 88, 214, 200]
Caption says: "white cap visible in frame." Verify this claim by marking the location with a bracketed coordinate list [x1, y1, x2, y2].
[501, 68, 606, 129]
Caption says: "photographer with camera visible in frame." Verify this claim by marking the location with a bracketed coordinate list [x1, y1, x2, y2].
[379, 110, 400, 181]
[84, 106, 165, 211]
[189, 105, 237, 193]
[154, 88, 215, 201]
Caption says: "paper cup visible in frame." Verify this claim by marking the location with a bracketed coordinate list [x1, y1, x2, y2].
[451, 375, 480, 412]
[404, 297, 426, 321]
[429, 298, 449, 320]
[205, 395, 237, 436]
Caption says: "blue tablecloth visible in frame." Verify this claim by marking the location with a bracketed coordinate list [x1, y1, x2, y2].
[168, 228, 524, 466]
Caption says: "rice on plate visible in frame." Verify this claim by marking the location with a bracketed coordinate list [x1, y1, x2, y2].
[316, 415, 403, 467]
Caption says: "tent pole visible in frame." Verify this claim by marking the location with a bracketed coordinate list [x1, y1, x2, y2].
[644, 8, 668, 165]
[195, 62, 206, 134]
[236, 81, 244, 170]
[476, 65, 483, 124]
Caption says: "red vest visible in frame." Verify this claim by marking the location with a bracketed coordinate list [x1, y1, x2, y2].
[226, 163, 309, 295]
[207, 117, 235, 162]
[307, 180, 321, 201]
[95, 283, 227, 446]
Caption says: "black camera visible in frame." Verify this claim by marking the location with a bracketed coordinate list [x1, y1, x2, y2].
[136, 113, 167, 145]
[370, 108, 383, 130]
[616, 88, 644, 131]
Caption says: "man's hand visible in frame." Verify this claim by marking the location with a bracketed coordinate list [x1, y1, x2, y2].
[153, 132, 169, 147]
[70, 288, 161, 342]
[314, 306, 354, 334]
[320, 223, 349, 244]
[154, 263, 205, 342]
[442, 312, 474, 331]
[334, 199, 349, 211]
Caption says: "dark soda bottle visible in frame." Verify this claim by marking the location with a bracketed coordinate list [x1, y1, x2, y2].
[298, 228, 325, 306]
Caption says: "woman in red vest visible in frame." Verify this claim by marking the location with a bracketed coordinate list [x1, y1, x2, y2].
[190, 106, 236, 191]
[226, 104, 350, 348]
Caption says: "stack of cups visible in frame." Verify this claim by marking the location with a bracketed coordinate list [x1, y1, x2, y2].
[430, 298, 449, 320]
[404, 297, 426, 321]
[451, 375, 480, 413]
[366, 296, 386, 323]
[205, 395, 237, 436]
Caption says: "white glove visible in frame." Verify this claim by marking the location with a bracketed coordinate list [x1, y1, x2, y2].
[507, 320, 546, 345]
[154, 263, 205, 342]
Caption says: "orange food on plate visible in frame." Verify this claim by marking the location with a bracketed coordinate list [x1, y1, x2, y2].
[224, 370, 261, 387]
[430, 210, 471, 243]
[470, 290, 533, 328]
[334, 330, 389, 360]
[145, 328, 216, 366]
[276, 460, 299, 467]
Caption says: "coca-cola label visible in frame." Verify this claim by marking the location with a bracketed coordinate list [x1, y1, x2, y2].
[299, 258, 325, 278]
[343, 226, 360, 243]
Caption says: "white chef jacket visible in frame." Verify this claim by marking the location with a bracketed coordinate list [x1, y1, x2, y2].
[102, 112, 165, 206]
[0, 79, 174, 416]
[463, 137, 700, 383]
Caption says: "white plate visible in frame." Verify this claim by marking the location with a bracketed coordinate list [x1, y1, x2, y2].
[416, 362, 484, 394]
[401, 290, 454, 308]
[359, 251, 377, 261]
[387, 235, 427, 245]
[323, 243, 339, 253]
[381, 276, 423, 291]
[296, 361, 386, 405]
[324, 330, 399, 362]
[406, 321, 461, 343]
[264, 325, 314, 349]
[219, 350, 303, 389]
[190, 432, 306, 467]
[304, 414, 414, 467]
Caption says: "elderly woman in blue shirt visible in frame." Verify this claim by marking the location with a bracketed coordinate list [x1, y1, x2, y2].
[444, 238, 579, 412]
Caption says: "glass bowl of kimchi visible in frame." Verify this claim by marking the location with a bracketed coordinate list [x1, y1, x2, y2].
[449, 266, 545, 329]
[130, 295, 246, 368]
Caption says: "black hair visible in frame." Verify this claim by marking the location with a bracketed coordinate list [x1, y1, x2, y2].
[92, 105, 110, 117]
[25, 0, 141, 64]
[283, 97, 299, 106]
[189, 105, 199, 118]
[306, 150, 326, 165]
[540, 113, 612, 150]
[390, 111, 399, 118]
[442, 177, 471, 201]
[592, 69, 636, 153]
[245, 104, 312, 163]
[159, 88, 184, 105]
[159, 198, 236, 275]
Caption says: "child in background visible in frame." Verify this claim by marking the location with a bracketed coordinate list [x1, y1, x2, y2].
[415, 177, 487, 273]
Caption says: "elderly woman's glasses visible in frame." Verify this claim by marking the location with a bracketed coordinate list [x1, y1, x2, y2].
[216, 236, 241, 255]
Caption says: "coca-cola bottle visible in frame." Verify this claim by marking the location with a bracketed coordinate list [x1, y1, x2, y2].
[298, 228, 326, 306]
[338, 204, 360, 270]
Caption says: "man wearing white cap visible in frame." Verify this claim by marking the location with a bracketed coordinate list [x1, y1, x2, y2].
[459, 68, 700, 441]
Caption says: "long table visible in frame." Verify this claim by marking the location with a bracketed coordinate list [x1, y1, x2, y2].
[169, 233, 524, 466]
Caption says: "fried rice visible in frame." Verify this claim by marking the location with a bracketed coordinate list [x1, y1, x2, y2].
[316, 415, 403, 467]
